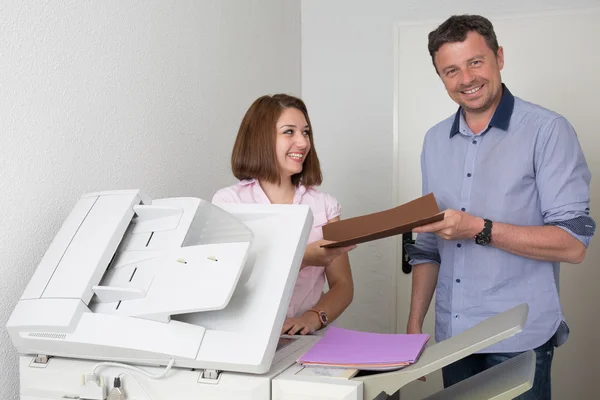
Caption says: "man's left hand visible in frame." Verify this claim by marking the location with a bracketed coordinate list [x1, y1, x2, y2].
[281, 312, 322, 335]
[412, 209, 484, 240]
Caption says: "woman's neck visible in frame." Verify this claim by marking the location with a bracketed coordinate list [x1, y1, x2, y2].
[258, 178, 296, 204]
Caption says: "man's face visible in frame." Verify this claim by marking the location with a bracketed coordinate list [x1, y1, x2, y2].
[434, 31, 504, 115]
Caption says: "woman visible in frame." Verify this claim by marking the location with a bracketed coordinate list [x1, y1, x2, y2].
[212, 94, 355, 335]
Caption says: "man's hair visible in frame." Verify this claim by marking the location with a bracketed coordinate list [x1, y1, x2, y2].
[428, 15, 499, 69]
[231, 94, 322, 187]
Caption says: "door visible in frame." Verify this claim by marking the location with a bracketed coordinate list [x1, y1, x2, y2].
[394, 8, 600, 399]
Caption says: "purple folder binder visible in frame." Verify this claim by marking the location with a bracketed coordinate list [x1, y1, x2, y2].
[297, 326, 430, 368]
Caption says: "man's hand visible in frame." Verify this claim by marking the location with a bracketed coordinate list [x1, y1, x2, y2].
[281, 312, 322, 335]
[412, 210, 484, 241]
[302, 240, 356, 269]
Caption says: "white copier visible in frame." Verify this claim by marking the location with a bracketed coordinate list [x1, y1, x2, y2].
[7, 190, 536, 400]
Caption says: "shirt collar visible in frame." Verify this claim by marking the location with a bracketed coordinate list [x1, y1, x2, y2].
[237, 179, 255, 186]
[450, 83, 515, 138]
[238, 178, 307, 202]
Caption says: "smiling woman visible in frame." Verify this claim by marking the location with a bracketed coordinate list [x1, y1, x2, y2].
[273, 107, 314, 186]
[211, 94, 356, 336]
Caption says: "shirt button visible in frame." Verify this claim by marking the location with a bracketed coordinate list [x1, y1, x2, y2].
[455, 314, 460, 319]
[456, 278, 461, 283]
[467, 173, 472, 177]
[472, 140, 477, 144]
[457, 243, 462, 248]
[461, 207, 466, 211]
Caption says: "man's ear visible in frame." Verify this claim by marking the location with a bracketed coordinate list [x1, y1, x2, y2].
[496, 46, 505, 71]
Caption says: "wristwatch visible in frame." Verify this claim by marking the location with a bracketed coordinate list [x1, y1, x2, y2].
[308, 309, 328, 329]
[475, 218, 493, 246]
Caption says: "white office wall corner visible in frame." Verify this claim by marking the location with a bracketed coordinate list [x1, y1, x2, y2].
[0, 1, 301, 398]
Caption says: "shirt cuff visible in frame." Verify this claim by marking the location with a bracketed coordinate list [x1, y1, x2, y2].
[405, 243, 441, 265]
[548, 215, 596, 248]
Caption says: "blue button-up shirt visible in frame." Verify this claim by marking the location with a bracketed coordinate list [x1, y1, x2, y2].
[406, 85, 595, 353]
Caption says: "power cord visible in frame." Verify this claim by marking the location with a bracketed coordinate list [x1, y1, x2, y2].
[81, 359, 174, 400]
[117, 372, 156, 400]
[92, 358, 175, 379]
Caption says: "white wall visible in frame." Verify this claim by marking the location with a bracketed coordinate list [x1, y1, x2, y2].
[301, 0, 600, 335]
[0, 1, 300, 398]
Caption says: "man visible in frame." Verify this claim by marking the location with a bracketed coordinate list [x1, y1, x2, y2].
[405, 14, 595, 399]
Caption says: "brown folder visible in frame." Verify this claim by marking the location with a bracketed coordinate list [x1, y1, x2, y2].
[321, 193, 444, 248]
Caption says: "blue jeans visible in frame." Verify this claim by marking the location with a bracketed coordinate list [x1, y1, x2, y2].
[442, 337, 554, 399]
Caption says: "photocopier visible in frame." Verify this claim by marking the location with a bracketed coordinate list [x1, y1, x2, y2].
[7, 190, 536, 399]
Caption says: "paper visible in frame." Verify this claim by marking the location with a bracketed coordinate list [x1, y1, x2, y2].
[297, 326, 430, 371]
[295, 366, 359, 379]
[321, 192, 443, 248]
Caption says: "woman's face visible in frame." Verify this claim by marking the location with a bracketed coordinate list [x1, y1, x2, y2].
[275, 107, 311, 180]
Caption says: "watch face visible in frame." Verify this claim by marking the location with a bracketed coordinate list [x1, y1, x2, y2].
[320, 312, 328, 324]
[476, 234, 490, 246]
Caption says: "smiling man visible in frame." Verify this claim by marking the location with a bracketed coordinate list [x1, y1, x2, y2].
[405, 15, 595, 399]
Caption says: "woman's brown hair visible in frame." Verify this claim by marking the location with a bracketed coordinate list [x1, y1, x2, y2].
[231, 94, 322, 187]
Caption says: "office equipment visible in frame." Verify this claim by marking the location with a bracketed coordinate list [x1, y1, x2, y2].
[7, 190, 536, 399]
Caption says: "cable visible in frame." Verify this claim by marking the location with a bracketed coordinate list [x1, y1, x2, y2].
[118, 372, 156, 400]
[92, 358, 175, 379]
[90, 359, 173, 400]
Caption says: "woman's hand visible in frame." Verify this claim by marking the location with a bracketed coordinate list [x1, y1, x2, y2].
[281, 312, 322, 335]
[301, 240, 356, 269]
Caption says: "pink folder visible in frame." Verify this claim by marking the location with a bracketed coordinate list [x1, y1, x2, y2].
[297, 326, 430, 371]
